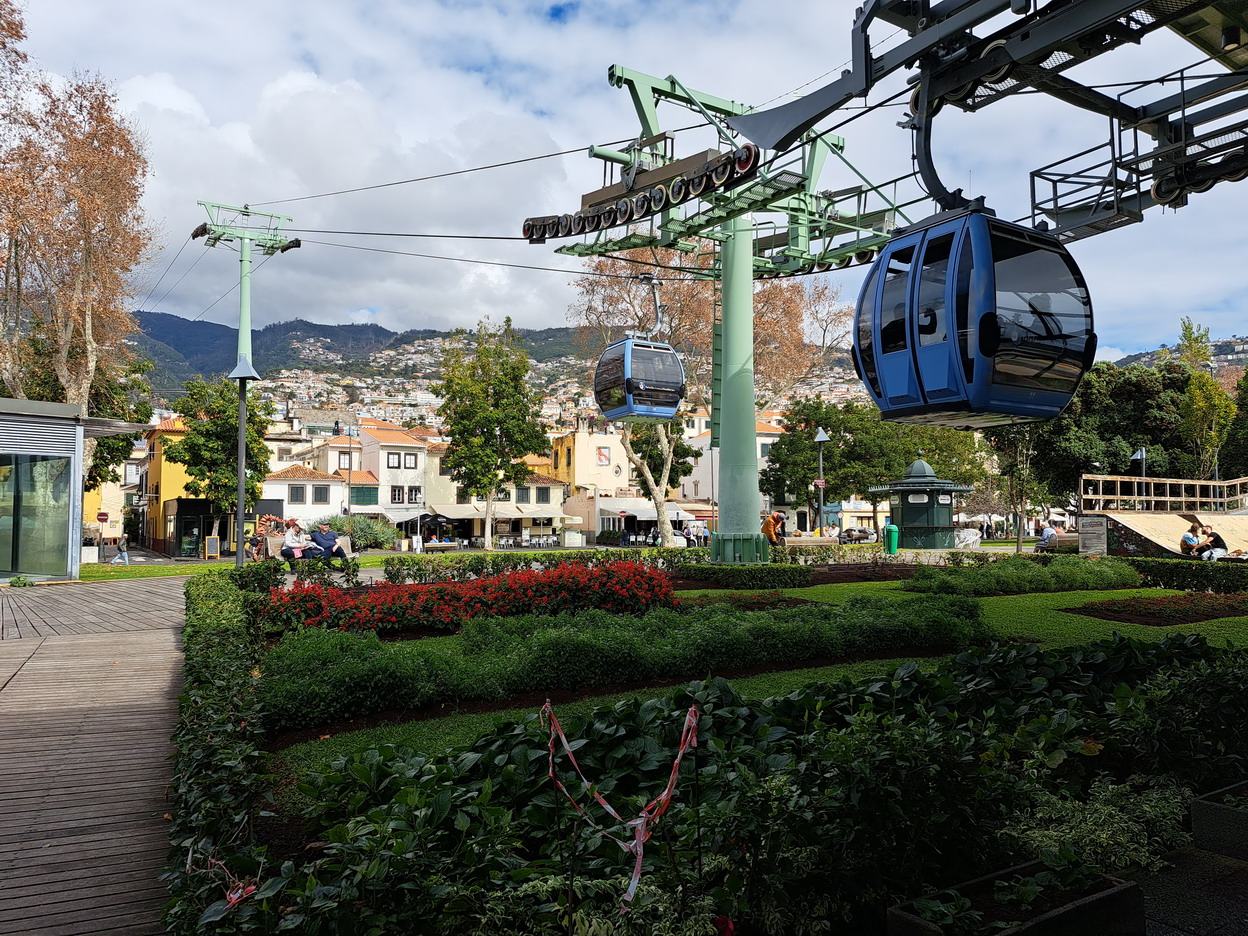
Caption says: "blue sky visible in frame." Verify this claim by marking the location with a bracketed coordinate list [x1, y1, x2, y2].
[25, 1, 1248, 360]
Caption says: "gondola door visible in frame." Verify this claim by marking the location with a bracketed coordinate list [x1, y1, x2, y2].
[910, 223, 967, 405]
[872, 234, 924, 408]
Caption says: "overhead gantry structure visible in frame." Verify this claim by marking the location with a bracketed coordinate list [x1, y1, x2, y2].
[729, 0, 1248, 240]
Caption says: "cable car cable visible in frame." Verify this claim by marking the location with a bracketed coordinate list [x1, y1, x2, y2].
[138, 236, 191, 312]
[249, 122, 713, 208]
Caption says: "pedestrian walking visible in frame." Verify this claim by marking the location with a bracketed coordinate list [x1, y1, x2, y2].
[110, 532, 130, 566]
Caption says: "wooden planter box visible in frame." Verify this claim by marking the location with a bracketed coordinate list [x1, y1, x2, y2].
[886, 860, 1144, 935]
[1192, 779, 1248, 861]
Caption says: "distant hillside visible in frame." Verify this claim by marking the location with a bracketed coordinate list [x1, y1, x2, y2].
[133, 312, 588, 378]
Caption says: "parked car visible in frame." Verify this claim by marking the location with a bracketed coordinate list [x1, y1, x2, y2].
[839, 527, 878, 544]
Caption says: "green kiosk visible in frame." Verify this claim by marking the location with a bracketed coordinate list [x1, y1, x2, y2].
[870, 459, 971, 550]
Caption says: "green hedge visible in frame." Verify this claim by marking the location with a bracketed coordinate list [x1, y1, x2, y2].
[259, 593, 990, 729]
[905, 555, 1140, 596]
[1124, 556, 1248, 593]
[165, 574, 274, 933]
[669, 561, 812, 589]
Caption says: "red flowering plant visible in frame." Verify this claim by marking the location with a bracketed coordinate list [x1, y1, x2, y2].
[254, 561, 675, 635]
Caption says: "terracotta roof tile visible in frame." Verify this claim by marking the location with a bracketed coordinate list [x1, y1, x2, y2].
[525, 472, 565, 486]
[151, 417, 186, 432]
[326, 434, 362, 447]
[361, 427, 427, 447]
[334, 469, 379, 484]
[265, 465, 341, 482]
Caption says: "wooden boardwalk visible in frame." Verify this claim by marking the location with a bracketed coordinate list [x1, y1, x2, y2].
[0, 577, 187, 934]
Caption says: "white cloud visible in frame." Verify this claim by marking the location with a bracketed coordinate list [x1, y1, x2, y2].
[22, 1, 1248, 356]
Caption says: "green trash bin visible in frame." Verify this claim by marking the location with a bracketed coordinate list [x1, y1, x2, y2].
[884, 523, 899, 555]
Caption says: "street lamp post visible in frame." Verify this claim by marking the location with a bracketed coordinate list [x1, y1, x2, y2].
[814, 427, 831, 537]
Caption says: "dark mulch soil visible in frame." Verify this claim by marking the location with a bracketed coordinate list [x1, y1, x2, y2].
[1069, 606, 1241, 628]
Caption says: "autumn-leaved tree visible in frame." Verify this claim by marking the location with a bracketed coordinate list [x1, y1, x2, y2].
[0, 5, 153, 475]
[162, 379, 274, 539]
[436, 318, 549, 551]
[569, 244, 852, 544]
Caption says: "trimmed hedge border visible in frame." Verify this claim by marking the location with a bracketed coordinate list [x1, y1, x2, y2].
[670, 561, 812, 589]
[1124, 556, 1248, 593]
[380, 543, 920, 585]
[164, 574, 275, 933]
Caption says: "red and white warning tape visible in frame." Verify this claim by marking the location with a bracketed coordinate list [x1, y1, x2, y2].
[540, 699, 700, 908]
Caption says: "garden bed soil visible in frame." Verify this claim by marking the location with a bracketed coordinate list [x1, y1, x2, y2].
[1070, 606, 1234, 627]
[1069, 592, 1248, 627]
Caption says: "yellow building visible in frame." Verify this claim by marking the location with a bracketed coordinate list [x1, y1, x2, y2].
[138, 417, 206, 556]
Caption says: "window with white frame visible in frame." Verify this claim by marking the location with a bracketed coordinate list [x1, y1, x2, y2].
[391, 486, 404, 504]
[407, 485, 421, 503]
[289, 485, 306, 504]
[404, 453, 417, 469]
[338, 451, 351, 470]
[387, 452, 400, 469]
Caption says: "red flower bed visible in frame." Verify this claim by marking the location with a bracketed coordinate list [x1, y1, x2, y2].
[256, 561, 675, 634]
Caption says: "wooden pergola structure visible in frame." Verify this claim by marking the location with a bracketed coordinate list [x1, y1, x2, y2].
[1079, 474, 1248, 515]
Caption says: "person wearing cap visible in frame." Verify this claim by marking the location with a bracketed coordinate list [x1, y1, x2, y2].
[761, 510, 786, 547]
[310, 521, 348, 567]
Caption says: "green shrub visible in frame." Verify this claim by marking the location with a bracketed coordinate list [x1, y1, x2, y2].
[1125, 556, 1248, 593]
[1000, 776, 1192, 872]
[670, 561, 812, 589]
[906, 555, 1138, 596]
[227, 557, 286, 593]
[312, 513, 393, 550]
[261, 593, 988, 730]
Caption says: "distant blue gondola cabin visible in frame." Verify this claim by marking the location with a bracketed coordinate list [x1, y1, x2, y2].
[853, 206, 1097, 430]
[594, 338, 686, 423]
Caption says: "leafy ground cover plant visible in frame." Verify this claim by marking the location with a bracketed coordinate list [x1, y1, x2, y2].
[906, 555, 1139, 596]
[669, 561, 811, 589]
[255, 560, 674, 634]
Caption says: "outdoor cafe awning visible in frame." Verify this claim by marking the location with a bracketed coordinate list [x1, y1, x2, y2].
[428, 503, 567, 521]
[598, 498, 695, 521]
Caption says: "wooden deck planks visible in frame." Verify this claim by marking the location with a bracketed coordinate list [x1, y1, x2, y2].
[0, 579, 187, 935]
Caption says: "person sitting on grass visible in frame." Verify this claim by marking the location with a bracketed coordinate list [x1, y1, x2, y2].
[310, 522, 348, 568]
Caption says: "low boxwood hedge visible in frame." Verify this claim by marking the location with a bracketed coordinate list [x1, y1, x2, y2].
[669, 561, 812, 589]
[905, 555, 1139, 596]
[259, 593, 990, 729]
[1125, 556, 1248, 593]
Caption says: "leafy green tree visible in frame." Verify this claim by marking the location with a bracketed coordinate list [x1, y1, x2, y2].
[435, 318, 548, 550]
[1221, 373, 1248, 480]
[759, 397, 844, 524]
[763, 401, 988, 530]
[162, 378, 274, 538]
[1029, 361, 1195, 498]
[1179, 370, 1237, 479]
[982, 424, 1052, 550]
[1174, 316, 1212, 368]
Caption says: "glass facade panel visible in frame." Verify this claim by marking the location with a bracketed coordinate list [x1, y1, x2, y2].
[0, 454, 71, 578]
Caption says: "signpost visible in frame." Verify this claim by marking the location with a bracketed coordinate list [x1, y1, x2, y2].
[96, 511, 108, 523]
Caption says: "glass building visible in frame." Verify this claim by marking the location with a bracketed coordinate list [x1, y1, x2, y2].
[0, 399, 86, 582]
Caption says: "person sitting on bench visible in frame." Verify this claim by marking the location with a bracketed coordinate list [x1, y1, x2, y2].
[1037, 524, 1063, 551]
[280, 521, 321, 563]
[310, 522, 348, 568]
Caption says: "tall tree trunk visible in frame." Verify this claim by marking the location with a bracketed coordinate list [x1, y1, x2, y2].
[484, 491, 496, 551]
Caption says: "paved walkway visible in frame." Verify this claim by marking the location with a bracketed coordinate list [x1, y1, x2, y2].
[0, 577, 186, 935]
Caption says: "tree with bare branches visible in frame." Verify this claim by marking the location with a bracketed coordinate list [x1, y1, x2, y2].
[0, 6, 153, 474]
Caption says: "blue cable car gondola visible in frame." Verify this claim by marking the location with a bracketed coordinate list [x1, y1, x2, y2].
[594, 337, 686, 423]
[853, 206, 1097, 430]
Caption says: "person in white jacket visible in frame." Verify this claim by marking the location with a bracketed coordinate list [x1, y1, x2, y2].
[280, 521, 320, 562]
